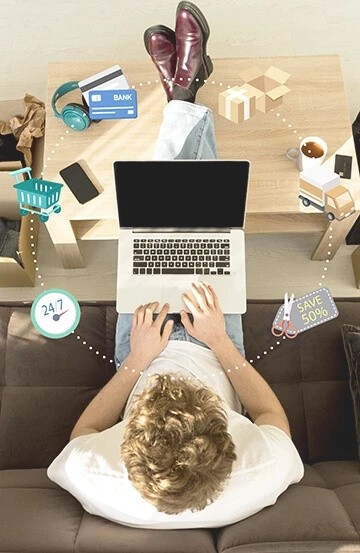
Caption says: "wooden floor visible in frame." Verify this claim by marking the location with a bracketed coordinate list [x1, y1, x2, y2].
[1, 0, 360, 302]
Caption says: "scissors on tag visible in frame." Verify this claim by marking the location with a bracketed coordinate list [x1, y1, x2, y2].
[271, 292, 299, 339]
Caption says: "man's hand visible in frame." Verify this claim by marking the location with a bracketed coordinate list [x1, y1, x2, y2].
[180, 282, 228, 349]
[130, 301, 174, 366]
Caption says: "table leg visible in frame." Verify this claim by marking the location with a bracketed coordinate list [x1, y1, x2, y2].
[45, 216, 85, 269]
[351, 246, 360, 289]
[311, 211, 359, 261]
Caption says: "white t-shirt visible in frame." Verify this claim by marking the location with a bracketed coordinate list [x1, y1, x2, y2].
[47, 341, 304, 529]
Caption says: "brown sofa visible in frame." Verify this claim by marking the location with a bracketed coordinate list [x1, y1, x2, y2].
[0, 298, 359, 552]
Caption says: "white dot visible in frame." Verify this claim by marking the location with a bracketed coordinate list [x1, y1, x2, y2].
[319, 282, 323, 287]
[219, 82, 223, 86]
[288, 124, 292, 128]
[276, 113, 280, 116]
[32, 252, 35, 256]
[65, 130, 70, 133]
[77, 336, 80, 340]
[139, 82, 143, 86]
[293, 130, 297, 133]
[96, 351, 99, 355]
[270, 346, 274, 350]
[55, 143, 59, 147]
[329, 226, 333, 231]
[109, 359, 114, 363]
[328, 243, 332, 247]
[322, 275, 325, 278]
[33, 260, 37, 263]
[227, 369, 231, 373]
[327, 251, 331, 255]
[282, 118, 286, 122]
[35, 267, 39, 271]
[147, 80, 151, 84]
[329, 235, 333, 239]
[276, 341, 280, 345]
[37, 275, 41, 279]
[31, 243, 34, 247]
[242, 362, 246, 366]
[324, 267, 327, 271]
[89, 346, 93, 350]
[40, 283, 44, 286]
[257, 355, 260, 359]
[139, 371, 143, 375]
[60, 136, 64, 140]
[249, 359, 253, 364]
[82, 341, 86, 345]
[132, 369, 135, 373]
[102, 355, 106, 359]
[30, 227, 33, 231]
[47, 157, 51, 161]
[51, 150, 55, 154]
[30, 235, 34, 239]
[283, 336, 286, 339]
[124, 366, 128, 370]
[264, 351, 267, 355]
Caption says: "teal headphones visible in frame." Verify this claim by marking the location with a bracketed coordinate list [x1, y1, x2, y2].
[51, 81, 92, 131]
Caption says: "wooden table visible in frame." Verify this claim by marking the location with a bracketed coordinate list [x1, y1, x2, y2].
[43, 55, 360, 269]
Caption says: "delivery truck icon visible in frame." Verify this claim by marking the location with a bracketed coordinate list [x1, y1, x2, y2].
[299, 165, 355, 221]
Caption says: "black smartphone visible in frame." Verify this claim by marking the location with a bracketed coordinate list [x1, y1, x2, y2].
[59, 161, 100, 204]
[334, 154, 352, 179]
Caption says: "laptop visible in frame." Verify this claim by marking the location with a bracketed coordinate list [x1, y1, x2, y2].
[114, 160, 250, 314]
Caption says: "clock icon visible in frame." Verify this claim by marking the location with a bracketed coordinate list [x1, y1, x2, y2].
[31, 288, 81, 339]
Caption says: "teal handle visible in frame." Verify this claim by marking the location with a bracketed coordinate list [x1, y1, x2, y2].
[8, 166, 32, 183]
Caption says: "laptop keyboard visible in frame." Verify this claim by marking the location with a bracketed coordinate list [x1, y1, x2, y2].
[133, 237, 231, 276]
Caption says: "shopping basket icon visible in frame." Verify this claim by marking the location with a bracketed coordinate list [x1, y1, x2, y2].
[9, 167, 63, 223]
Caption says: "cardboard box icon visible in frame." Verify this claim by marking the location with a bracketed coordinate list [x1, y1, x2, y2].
[218, 84, 257, 124]
[240, 65, 291, 113]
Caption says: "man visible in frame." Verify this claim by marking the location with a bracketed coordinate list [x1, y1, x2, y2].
[47, 282, 304, 528]
[47, 2, 304, 528]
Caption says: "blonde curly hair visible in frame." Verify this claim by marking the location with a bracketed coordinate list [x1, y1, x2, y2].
[120, 374, 236, 515]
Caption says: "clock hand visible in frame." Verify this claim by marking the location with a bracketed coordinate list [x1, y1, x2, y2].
[52, 309, 69, 321]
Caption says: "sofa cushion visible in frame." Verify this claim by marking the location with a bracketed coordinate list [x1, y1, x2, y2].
[217, 461, 360, 553]
[341, 323, 360, 459]
[0, 469, 217, 553]
[0, 300, 359, 469]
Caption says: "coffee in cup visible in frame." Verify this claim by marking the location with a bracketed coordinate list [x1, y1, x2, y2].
[286, 136, 327, 171]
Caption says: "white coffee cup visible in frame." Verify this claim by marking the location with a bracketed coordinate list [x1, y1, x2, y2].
[286, 136, 327, 171]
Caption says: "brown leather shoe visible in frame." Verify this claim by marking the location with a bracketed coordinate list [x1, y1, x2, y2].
[143, 25, 177, 102]
[173, 1, 213, 102]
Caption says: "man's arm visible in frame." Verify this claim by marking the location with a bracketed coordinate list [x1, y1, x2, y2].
[69, 353, 147, 441]
[181, 282, 291, 438]
[70, 302, 174, 441]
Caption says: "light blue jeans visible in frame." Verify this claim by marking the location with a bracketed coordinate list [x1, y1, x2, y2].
[115, 100, 244, 366]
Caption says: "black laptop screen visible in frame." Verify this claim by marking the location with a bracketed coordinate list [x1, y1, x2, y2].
[114, 160, 249, 228]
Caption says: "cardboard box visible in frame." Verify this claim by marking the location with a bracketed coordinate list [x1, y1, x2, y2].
[218, 84, 257, 124]
[0, 162, 39, 287]
[240, 65, 291, 113]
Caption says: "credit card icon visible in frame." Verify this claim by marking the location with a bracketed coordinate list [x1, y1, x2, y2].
[89, 89, 138, 120]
